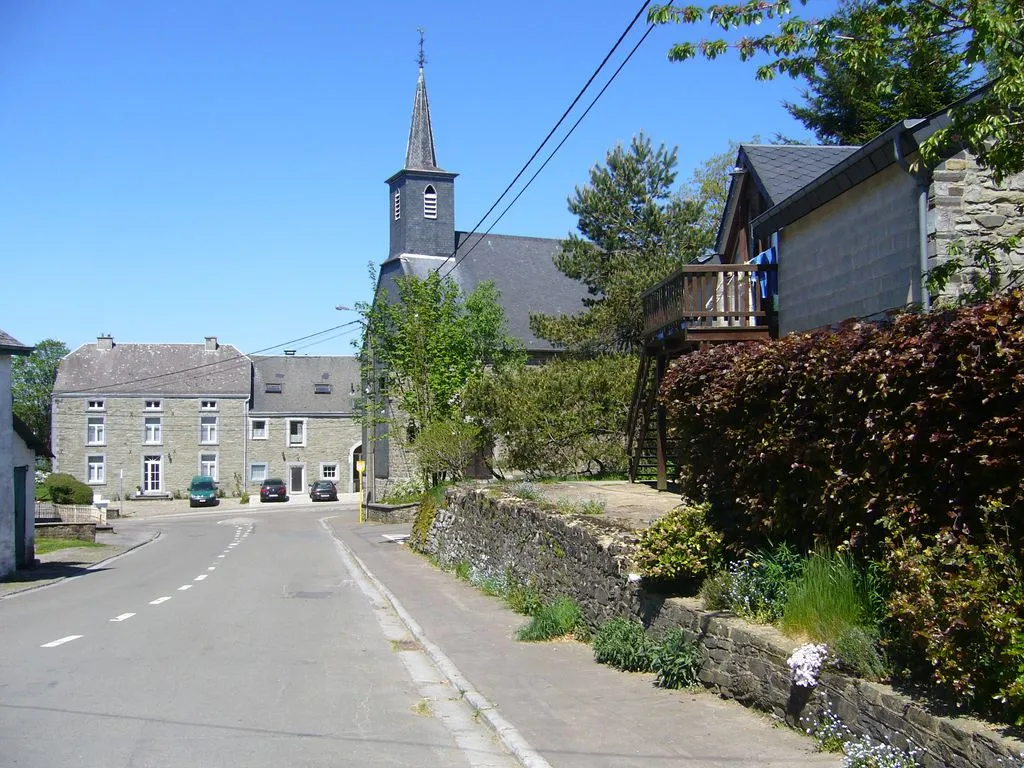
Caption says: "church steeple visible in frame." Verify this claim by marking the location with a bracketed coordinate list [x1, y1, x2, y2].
[385, 32, 458, 261]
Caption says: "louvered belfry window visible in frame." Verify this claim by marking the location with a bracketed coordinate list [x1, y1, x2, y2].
[423, 185, 437, 219]
[394, 190, 401, 220]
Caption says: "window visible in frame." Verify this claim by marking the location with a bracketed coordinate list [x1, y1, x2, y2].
[87, 399, 105, 411]
[265, 383, 282, 394]
[144, 416, 162, 444]
[200, 400, 218, 410]
[314, 383, 332, 394]
[143, 455, 162, 493]
[250, 419, 267, 439]
[423, 185, 437, 218]
[287, 419, 305, 447]
[87, 416, 105, 445]
[199, 453, 218, 480]
[200, 415, 218, 444]
[145, 400, 162, 411]
[87, 455, 105, 484]
[249, 463, 268, 483]
[321, 462, 338, 480]
[394, 190, 401, 220]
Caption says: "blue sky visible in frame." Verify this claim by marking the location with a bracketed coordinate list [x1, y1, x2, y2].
[2, 0, 826, 357]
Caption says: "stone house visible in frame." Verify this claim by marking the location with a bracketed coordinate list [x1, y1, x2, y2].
[1, 328, 33, 579]
[248, 355, 362, 496]
[365, 64, 586, 500]
[52, 336, 251, 498]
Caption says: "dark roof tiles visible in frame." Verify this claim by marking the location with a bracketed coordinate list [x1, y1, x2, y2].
[251, 355, 362, 414]
[742, 144, 860, 206]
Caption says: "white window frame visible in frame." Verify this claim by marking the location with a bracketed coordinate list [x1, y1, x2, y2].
[144, 416, 162, 445]
[250, 419, 268, 440]
[87, 416, 105, 446]
[287, 418, 306, 447]
[394, 189, 401, 220]
[87, 399, 105, 411]
[87, 454, 105, 484]
[320, 462, 338, 480]
[200, 415, 218, 444]
[249, 462, 268, 483]
[200, 399, 218, 411]
[423, 184, 437, 219]
[142, 454, 163, 493]
[199, 453, 218, 481]
[144, 399, 162, 411]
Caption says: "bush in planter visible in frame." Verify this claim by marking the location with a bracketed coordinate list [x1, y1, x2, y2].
[43, 473, 94, 505]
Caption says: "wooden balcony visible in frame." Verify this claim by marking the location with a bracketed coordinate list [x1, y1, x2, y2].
[641, 263, 777, 347]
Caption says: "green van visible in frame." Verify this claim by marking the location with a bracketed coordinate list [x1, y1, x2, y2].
[188, 475, 218, 508]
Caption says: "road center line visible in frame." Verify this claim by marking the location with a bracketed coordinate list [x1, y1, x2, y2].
[207, 566, 216, 571]
[150, 596, 171, 605]
[41, 635, 83, 648]
[194, 575, 207, 581]
[110, 613, 136, 622]
[178, 585, 193, 591]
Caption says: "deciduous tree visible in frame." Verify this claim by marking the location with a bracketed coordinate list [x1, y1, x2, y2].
[12, 338, 68, 449]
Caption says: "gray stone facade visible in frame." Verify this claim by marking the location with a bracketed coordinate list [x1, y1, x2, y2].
[421, 488, 1024, 768]
[53, 394, 248, 498]
[928, 152, 1024, 301]
[246, 414, 362, 495]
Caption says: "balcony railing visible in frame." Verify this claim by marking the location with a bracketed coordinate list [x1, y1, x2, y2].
[642, 263, 777, 341]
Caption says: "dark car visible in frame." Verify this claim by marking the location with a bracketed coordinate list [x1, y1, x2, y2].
[260, 478, 288, 503]
[309, 480, 338, 502]
[188, 475, 219, 508]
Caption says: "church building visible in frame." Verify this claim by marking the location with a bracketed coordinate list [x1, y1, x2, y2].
[365, 62, 585, 499]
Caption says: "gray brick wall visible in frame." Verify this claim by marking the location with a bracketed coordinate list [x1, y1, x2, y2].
[53, 395, 248, 498]
[779, 163, 922, 335]
[246, 415, 362, 494]
[388, 171, 456, 258]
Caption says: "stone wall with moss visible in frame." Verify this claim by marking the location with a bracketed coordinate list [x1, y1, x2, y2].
[422, 487, 1024, 768]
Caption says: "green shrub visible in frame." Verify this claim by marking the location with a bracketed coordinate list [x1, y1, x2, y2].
[453, 560, 472, 581]
[516, 597, 582, 641]
[504, 580, 543, 617]
[830, 625, 888, 681]
[44, 473, 94, 505]
[412, 419, 481, 484]
[632, 502, 722, 588]
[239, 492, 250, 505]
[651, 628, 703, 689]
[593, 617, 655, 672]
[409, 491, 439, 553]
[727, 544, 805, 623]
[698, 568, 734, 611]
[509, 481, 541, 501]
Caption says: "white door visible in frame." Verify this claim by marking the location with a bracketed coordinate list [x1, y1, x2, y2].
[143, 455, 163, 493]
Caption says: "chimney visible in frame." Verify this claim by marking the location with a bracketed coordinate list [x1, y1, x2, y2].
[284, 349, 296, 356]
[204, 336, 218, 352]
[97, 335, 113, 350]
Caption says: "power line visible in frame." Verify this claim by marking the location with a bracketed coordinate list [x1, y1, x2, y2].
[442, 16, 661, 278]
[432, 0, 654, 279]
[57, 321, 363, 396]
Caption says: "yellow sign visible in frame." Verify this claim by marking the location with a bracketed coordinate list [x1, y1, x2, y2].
[356, 460, 366, 472]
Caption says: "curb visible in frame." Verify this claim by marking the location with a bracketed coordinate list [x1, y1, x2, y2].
[322, 518, 552, 768]
[0, 531, 161, 600]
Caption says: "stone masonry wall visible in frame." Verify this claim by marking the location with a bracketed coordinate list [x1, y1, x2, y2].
[928, 152, 1024, 302]
[425, 487, 1024, 768]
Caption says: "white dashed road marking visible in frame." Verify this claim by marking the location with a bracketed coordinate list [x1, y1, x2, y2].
[208, 566, 216, 571]
[194, 575, 207, 581]
[178, 585, 193, 591]
[150, 597, 172, 605]
[110, 613, 135, 622]
[41, 635, 83, 648]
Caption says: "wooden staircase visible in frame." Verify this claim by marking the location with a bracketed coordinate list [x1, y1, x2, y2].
[626, 350, 678, 489]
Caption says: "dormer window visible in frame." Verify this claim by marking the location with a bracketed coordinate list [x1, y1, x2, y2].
[265, 383, 282, 394]
[87, 399, 105, 411]
[394, 190, 401, 220]
[423, 185, 437, 219]
[314, 384, 332, 394]
[145, 400, 162, 411]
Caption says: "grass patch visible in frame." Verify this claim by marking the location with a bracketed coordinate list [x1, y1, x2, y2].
[453, 560, 472, 581]
[35, 538, 104, 555]
[554, 498, 606, 515]
[411, 699, 432, 717]
[516, 597, 582, 641]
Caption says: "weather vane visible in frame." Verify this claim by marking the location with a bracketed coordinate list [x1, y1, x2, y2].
[417, 27, 426, 68]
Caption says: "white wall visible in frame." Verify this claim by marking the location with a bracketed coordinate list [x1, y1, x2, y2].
[0, 356, 15, 578]
[13, 430, 36, 566]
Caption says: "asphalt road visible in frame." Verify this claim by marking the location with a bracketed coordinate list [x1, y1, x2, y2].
[0, 501, 518, 768]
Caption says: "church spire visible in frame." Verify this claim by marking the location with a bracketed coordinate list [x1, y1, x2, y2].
[405, 29, 439, 171]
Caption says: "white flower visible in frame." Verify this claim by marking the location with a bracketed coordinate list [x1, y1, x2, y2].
[787, 643, 829, 688]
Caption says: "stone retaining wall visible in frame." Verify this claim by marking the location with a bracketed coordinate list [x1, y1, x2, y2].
[364, 502, 419, 524]
[35, 522, 97, 542]
[424, 487, 1024, 768]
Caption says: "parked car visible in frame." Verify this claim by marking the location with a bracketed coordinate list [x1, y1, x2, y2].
[188, 475, 219, 508]
[260, 478, 288, 503]
[309, 480, 338, 502]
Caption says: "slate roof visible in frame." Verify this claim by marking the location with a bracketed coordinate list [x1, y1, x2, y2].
[54, 339, 250, 396]
[251, 355, 361, 415]
[0, 328, 32, 355]
[741, 145, 860, 205]
[378, 232, 587, 352]
[405, 67, 442, 172]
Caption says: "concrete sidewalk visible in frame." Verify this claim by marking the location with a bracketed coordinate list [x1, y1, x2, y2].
[328, 516, 841, 768]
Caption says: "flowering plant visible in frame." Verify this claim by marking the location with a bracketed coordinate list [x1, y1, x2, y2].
[788, 643, 829, 687]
